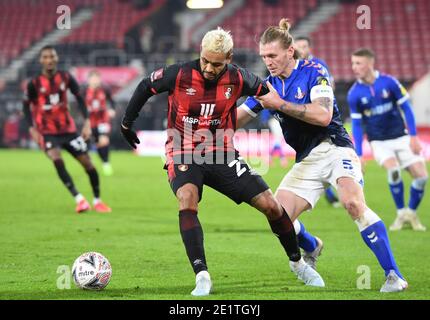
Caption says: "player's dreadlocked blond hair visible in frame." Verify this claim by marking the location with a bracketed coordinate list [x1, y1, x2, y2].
[260, 18, 299, 59]
[201, 27, 234, 56]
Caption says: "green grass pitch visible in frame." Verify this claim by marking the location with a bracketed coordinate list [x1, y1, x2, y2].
[0, 149, 429, 300]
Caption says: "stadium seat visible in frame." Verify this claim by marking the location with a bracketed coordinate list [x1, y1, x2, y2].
[61, 0, 165, 48]
[309, 0, 430, 81]
[219, 0, 319, 50]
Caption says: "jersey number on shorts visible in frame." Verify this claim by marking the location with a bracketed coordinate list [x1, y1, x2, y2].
[69, 136, 87, 152]
[228, 157, 247, 177]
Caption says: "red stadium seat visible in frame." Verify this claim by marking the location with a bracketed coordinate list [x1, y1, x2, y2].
[218, 0, 319, 51]
[308, 0, 430, 81]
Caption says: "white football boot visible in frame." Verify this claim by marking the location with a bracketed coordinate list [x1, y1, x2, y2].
[191, 270, 212, 296]
[303, 237, 324, 270]
[380, 270, 408, 292]
[290, 258, 325, 287]
[406, 209, 426, 231]
[389, 208, 410, 231]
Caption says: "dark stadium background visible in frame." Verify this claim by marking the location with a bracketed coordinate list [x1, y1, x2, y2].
[1, 0, 429, 150]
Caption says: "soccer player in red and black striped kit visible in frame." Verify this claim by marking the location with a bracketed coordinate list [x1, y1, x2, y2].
[121, 28, 323, 296]
[23, 46, 111, 213]
[83, 70, 116, 176]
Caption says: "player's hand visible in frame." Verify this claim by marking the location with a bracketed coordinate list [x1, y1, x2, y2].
[121, 124, 140, 149]
[410, 136, 422, 155]
[81, 119, 91, 141]
[29, 127, 41, 144]
[256, 81, 284, 111]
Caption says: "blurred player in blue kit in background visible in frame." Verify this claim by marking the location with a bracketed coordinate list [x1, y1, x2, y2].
[294, 36, 333, 88]
[348, 48, 428, 231]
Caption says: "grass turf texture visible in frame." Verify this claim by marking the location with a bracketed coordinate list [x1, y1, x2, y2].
[0, 149, 429, 300]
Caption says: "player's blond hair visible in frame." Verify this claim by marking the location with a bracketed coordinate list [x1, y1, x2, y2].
[260, 18, 299, 59]
[201, 27, 234, 55]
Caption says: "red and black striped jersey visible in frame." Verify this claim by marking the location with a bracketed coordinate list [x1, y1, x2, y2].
[83, 85, 114, 128]
[24, 71, 81, 135]
[123, 59, 268, 160]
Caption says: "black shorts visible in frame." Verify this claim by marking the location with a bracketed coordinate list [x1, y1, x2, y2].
[165, 153, 269, 205]
[43, 133, 88, 158]
[91, 123, 111, 144]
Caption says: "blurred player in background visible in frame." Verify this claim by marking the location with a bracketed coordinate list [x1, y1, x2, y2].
[294, 36, 333, 85]
[295, 35, 340, 208]
[83, 70, 116, 176]
[23, 46, 111, 213]
[237, 19, 408, 292]
[260, 109, 288, 167]
[121, 27, 324, 296]
[348, 48, 428, 231]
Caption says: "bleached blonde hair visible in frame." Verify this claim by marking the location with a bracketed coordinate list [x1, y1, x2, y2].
[201, 27, 233, 55]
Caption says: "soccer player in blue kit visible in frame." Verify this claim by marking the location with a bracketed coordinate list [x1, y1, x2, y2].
[237, 19, 407, 292]
[348, 48, 428, 231]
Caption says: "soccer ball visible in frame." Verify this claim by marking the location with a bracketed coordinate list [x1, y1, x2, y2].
[72, 252, 112, 290]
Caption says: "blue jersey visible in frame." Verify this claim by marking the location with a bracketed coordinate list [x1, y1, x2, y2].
[259, 57, 331, 127]
[348, 71, 409, 142]
[242, 60, 353, 162]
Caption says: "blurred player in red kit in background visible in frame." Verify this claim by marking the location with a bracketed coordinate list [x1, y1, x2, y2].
[23, 46, 111, 213]
[83, 70, 116, 176]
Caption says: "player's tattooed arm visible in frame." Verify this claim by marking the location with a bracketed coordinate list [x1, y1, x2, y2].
[277, 97, 333, 127]
[277, 96, 333, 126]
[315, 97, 333, 111]
[279, 103, 307, 119]
[256, 81, 333, 126]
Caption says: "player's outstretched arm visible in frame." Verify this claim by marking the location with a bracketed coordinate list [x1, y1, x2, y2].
[236, 67, 269, 128]
[236, 105, 255, 128]
[121, 64, 179, 149]
[257, 81, 333, 126]
[120, 78, 155, 149]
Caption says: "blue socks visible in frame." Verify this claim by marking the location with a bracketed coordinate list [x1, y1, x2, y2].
[409, 184, 425, 210]
[389, 181, 404, 210]
[296, 221, 318, 252]
[324, 187, 338, 203]
[389, 176, 427, 212]
[358, 216, 403, 279]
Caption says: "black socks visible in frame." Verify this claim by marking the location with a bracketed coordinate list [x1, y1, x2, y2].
[53, 159, 78, 197]
[268, 209, 301, 262]
[179, 209, 208, 274]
